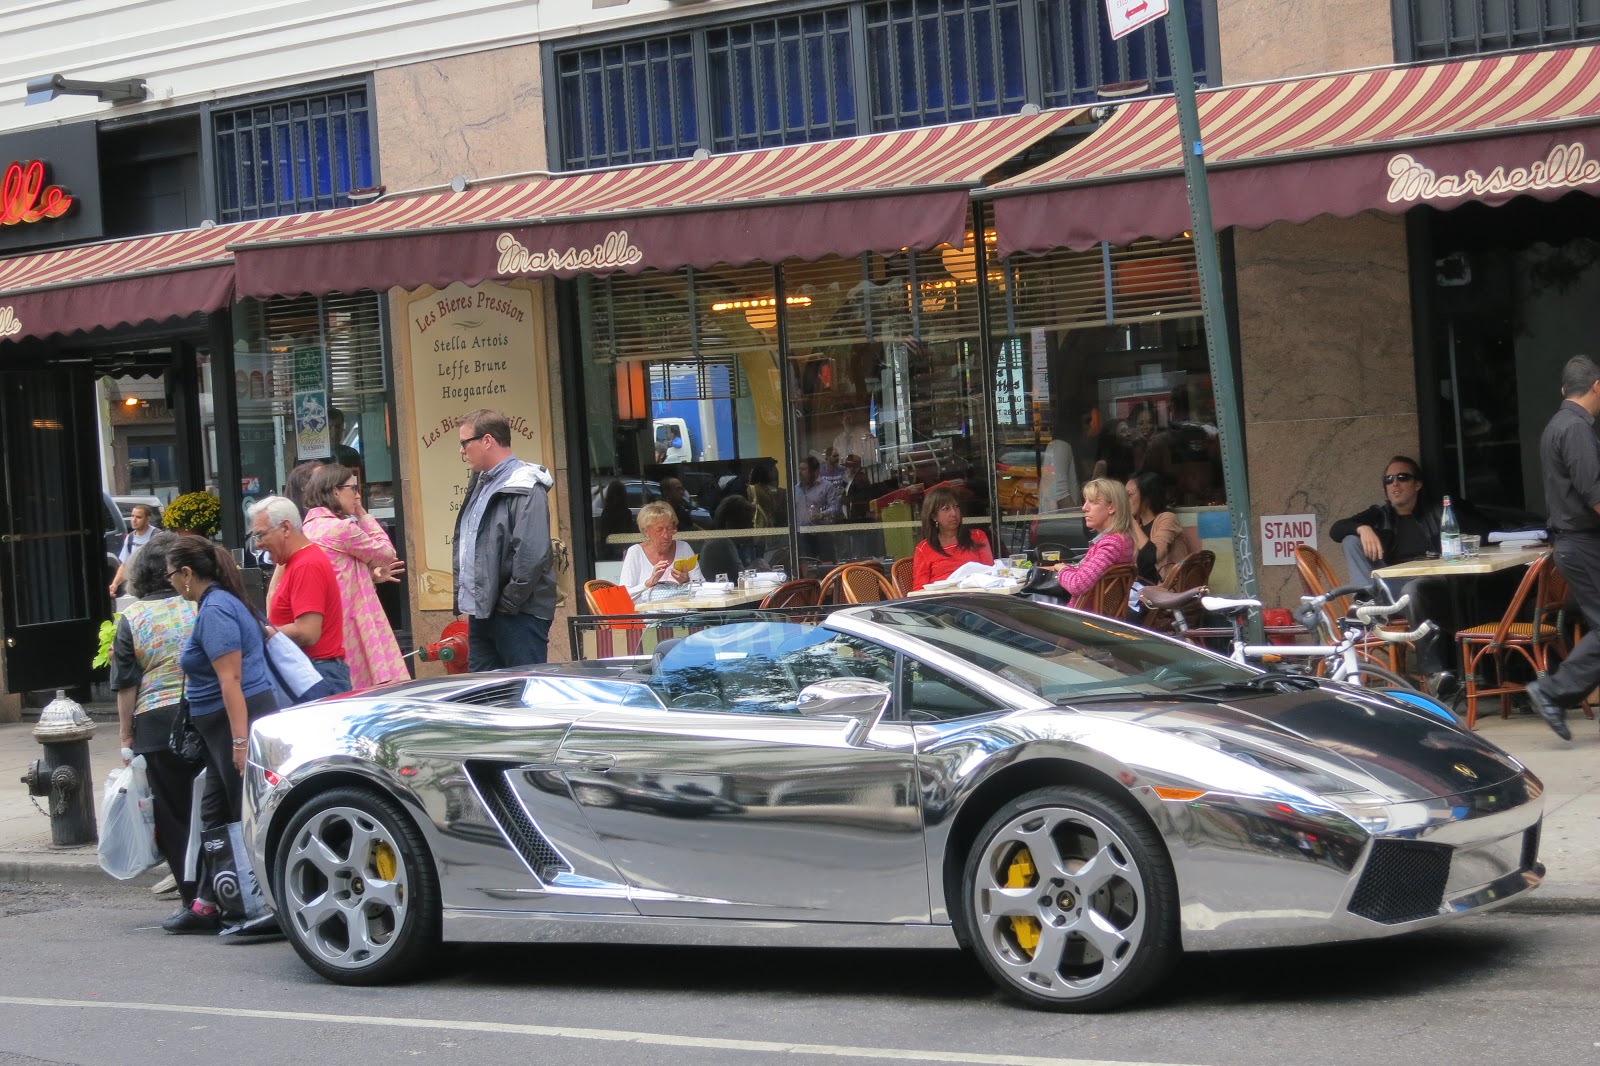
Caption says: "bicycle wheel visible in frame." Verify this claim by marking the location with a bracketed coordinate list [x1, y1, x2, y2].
[1349, 663, 1419, 692]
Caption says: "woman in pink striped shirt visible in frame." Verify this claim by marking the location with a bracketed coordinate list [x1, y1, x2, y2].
[1046, 478, 1135, 606]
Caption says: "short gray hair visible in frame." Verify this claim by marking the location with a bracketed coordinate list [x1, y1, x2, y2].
[125, 531, 180, 599]
[247, 494, 302, 531]
[1562, 355, 1600, 398]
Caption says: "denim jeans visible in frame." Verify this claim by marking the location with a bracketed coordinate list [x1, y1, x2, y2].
[468, 613, 552, 671]
[302, 657, 351, 700]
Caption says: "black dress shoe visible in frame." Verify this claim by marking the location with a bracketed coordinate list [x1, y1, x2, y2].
[1526, 679, 1572, 741]
[162, 905, 221, 935]
[1426, 671, 1460, 700]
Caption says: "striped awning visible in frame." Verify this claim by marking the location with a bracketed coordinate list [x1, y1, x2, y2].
[231, 109, 1082, 299]
[988, 44, 1600, 256]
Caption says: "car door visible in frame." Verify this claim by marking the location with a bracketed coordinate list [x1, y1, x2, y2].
[557, 623, 927, 923]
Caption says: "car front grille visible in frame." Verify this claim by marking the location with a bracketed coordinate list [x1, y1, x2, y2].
[466, 762, 570, 882]
[1348, 839, 1452, 924]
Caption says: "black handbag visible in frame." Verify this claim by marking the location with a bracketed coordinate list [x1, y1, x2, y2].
[1021, 564, 1074, 601]
[167, 693, 205, 767]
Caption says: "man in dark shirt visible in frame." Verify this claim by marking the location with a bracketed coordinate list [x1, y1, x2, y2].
[1330, 456, 1467, 684]
[1526, 355, 1600, 740]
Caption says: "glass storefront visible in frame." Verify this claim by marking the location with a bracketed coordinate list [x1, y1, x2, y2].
[571, 227, 1224, 583]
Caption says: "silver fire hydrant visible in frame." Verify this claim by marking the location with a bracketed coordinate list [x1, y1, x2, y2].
[19, 689, 97, 846]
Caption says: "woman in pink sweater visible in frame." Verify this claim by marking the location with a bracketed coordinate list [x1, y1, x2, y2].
[300, 464, 409, 690]
[1047, 477, 1134, 606]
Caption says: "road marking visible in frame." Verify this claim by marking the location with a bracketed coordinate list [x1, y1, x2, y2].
[0, 995, 1208, 1066]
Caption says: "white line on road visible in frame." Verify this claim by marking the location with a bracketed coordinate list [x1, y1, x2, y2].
[0, 995, 1208, 1066]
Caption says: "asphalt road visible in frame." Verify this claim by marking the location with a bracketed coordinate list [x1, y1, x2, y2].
[1, 879, 1596, 1066]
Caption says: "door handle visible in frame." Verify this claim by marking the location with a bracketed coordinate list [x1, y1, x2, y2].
[554, 749, 615, 771]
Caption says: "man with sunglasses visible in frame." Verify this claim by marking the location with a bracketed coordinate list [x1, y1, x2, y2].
[1331, 456, 1485, 690]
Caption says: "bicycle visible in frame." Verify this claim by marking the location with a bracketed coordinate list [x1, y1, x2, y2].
[1140, 582, 1435, 692]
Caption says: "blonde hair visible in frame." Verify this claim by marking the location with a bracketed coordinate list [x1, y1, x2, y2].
[1080, 477, 1133, 538]
[636, 500, 677, 533]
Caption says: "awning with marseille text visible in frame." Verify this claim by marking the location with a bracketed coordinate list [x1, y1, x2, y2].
[987, 44, 1600, 257]
[229, 110, 1083, 299]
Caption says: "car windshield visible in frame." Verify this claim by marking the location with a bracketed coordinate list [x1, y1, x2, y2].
[650, 621, 894, 714]
[850, 598, 1259, 703]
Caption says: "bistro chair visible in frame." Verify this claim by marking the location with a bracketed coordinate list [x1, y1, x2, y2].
[581, 579, 644, 655]
[1081, 563, 1137, 621]
[760, 578, 822, 610]
[839, 565, 897, 604]
[890, 557, 916, 597]
[583, 578, 621, 614]
[1292, 543, 1408, 673]
[1138, 550, 1216, 636]
[818, 563, 855, 605]
[1457, 554, 1590, 728]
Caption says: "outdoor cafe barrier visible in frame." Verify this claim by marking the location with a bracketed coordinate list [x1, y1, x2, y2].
[568, 603, 851, 661]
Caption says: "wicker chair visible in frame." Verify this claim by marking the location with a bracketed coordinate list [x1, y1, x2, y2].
[1081, 563, 1137, 621]
[759, 578, 822, 610]
[583, 578, 622, 614]
[890, 557, 916, 597]
[1139, 550, 1216, 635]
[838, 565, 897, 604]
[1292, 543, 1407, 672]
[818, 563, 854, 605]
[1457, 554, 1591, 728]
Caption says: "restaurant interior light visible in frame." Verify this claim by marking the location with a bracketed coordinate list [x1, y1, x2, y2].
[25, 74, 147, 106]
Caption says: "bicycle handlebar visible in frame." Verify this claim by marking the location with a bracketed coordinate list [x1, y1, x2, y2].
[1353, 596, 1410, 623]
[1370, 619, 1437, 644]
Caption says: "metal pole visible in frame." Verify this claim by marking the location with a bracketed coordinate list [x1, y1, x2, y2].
[1162, 0, 1260, 612]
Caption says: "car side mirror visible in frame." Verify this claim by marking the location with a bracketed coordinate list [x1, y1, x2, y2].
[797, 678, 891, 744]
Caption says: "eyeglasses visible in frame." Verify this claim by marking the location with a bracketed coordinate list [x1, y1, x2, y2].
[458, 433, 487, 450]
[338, 481, 359, 492]
[165, 568, 183, 581]
[1382, 472, 1418, 485]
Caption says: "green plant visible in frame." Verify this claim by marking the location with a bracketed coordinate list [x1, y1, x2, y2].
[165, 491, 222, 538]
[92, 616, 118, 669]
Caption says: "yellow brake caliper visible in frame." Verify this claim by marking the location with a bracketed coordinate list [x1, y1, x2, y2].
[1006, 848, 1040, 957]
[373, 841, 398, 881]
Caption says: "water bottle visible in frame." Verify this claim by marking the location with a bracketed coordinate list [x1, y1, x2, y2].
[1440, 495, 1461, 559]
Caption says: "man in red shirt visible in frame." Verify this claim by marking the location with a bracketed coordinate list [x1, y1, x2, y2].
[249, 495, 349, 698]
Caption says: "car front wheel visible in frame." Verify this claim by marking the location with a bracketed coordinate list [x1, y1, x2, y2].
[960, 786, 1179, 1011]
[274, 786, 440, 985]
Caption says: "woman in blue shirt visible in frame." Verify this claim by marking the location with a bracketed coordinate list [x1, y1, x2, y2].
[164, 535, 279, 933]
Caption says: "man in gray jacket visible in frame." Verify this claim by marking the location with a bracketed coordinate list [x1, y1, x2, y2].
[453, 408, 557, 669]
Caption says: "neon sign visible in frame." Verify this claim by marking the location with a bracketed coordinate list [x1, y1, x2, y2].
[0, 160, 75, 225]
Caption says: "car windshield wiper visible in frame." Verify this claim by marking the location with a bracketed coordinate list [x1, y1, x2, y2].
[1176, 673, 1321, 696]
[1053, 691, 1213, 707]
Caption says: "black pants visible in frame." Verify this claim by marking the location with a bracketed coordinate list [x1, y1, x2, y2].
[1541, 532, 1600, 708]
[192, 688, 279, 828]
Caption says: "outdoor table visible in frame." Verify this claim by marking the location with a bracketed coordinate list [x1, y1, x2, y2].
[1372, 544, 1549, 580]
[907, 580, 1022, 598]
[634, 587, 774, 613]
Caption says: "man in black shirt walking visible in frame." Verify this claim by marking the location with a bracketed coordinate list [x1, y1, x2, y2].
[1526, 355, 1600, 740]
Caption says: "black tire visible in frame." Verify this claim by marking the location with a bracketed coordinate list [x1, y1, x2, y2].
[959, 786, 1179, 1012]
[272, 786, 440, 985]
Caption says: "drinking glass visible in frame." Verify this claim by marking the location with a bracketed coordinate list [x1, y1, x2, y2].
[716, 573, 729, 585]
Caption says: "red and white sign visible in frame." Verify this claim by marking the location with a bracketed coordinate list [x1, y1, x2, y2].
[1106, 0, 1169, 40]
[1259, 514, 1317, 566]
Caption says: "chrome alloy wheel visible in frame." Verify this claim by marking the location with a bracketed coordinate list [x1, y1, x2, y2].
[972, 805, 1148, 1003]
[281, 805, 409, 972]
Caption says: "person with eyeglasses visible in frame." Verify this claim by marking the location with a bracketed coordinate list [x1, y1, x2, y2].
[1330, 455, 1488, 690]
[452, 408, 557, 669]
[249, 495, 351, 698]
[300, 463, 409, 690]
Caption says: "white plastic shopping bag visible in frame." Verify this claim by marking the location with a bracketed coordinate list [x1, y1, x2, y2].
[97, 755, 161, 880]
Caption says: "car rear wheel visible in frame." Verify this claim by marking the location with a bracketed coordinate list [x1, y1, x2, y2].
[274, 787, 440, 985]
[960, 786, 1179, 1011]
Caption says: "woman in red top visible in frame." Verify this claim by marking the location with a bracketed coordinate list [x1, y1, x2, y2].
[1045, 477, 1135, 606]
[911, 488, 994, 590]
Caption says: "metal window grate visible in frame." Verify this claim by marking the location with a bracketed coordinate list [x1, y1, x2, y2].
[707, 8, 858, 152]
[1038, 0, 1206, 107]
[557, 35, 699, 170]
[1348, 839, 1452, 924]
[213, 87, 374, 223]
[864, 0, 1028, 128]
[1401, 0, 1600, 60]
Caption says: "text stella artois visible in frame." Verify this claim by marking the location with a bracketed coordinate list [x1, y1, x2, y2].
[495, 230, 643, 276]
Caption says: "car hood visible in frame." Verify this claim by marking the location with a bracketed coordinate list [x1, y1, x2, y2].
[1075, 686, 1527, 802]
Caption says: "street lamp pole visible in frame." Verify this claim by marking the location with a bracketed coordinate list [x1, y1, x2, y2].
[1160, 0, 1260, 610]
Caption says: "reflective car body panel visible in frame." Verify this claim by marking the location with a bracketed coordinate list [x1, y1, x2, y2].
[246, 596, 1543, 960]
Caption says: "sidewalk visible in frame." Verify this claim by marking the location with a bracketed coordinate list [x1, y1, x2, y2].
[0, 711, 1597, 908]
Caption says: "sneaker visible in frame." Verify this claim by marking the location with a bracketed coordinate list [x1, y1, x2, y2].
[150, 873, 178, 896]
[1525, 679, 1572, 741]
[162, 904, 221, 935]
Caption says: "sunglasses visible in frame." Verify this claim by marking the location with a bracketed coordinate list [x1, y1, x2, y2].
[1382, 472, 1418, 485]
[458, 433, 487, 450]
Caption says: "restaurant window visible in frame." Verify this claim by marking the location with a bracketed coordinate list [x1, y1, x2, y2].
[707, 9, 859, 151]
[989, 237, 1222, 555]
[577, 265, 791, 575]
[213, 85, 375, 223]
[863, 0, 1028, 127]
[1038, 0, 1205, 106]
[1396, 0, 1600, 60]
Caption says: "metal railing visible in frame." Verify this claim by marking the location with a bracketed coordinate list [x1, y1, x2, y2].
[568, 603, 851, 661]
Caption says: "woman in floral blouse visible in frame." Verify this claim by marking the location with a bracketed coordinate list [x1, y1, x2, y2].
[300, 464, 409, 690]
[1046, 477, 1135, 606]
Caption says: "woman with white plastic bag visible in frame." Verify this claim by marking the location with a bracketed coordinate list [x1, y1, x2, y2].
[167, 536, 280, 938]
[97, 753, 161, 880]
[108, 532, 202, 907]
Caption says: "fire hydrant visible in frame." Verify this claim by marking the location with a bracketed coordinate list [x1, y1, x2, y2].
[20, 689, 97, 847]
[415, 619, 470, 674]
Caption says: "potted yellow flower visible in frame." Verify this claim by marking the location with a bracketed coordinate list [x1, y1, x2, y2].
[164, 491, 221, 538]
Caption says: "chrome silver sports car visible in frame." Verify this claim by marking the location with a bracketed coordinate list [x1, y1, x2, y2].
[244, 596, 1543, 1011]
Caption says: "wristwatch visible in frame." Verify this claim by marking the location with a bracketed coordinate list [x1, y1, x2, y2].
[232, 737, 247, 747]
